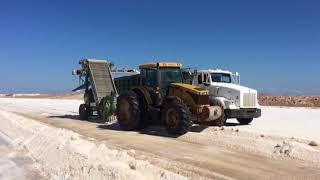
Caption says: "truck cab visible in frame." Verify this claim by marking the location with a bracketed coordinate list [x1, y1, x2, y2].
[193, 69, 261, 125]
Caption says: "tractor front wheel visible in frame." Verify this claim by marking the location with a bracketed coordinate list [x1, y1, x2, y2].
[161, 100, 192, 135]
[116, 91, 141, 131]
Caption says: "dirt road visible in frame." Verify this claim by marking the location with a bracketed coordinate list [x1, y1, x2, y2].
[0, 98, 319, 179]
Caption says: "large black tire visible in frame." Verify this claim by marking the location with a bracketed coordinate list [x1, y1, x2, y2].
[210, 100, 227, 127]
[161, 100, 192, 135]
[116, 91, 141, 131]
[237, 118, 253, 124]
[79, 104, 90, 120]
[134, 90, 149, 129]
[97, 97, 110, 123]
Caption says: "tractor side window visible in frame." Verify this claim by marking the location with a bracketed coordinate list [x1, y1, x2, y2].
[145, 68, 157, 87]
[198, 74, 202, 84]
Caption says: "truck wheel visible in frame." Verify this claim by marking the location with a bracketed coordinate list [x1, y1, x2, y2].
[161, 100, 191, 135]
[116, 91, 141, 131]
[211, 100, 227, 127]
[237, 118, 253, 124]
[79, 104, 90, 120]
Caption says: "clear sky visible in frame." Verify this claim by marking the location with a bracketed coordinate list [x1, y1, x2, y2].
[0, 0, 319, 94]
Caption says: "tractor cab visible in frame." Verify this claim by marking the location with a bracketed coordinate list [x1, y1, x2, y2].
[139, 62, 184, 102]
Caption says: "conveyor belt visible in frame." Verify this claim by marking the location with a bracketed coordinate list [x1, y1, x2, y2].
[87, 60, 117, 103]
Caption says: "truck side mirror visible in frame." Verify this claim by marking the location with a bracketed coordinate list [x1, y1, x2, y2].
[233, 72, 240, 85]
[236, 72, 240, 85]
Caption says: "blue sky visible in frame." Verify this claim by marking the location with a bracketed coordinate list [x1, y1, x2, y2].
[0, 0, 319, 94]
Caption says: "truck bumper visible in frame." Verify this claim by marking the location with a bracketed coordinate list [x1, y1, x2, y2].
[225, 108, 261, 119]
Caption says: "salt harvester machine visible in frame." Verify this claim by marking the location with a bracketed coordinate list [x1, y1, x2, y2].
[72, 59, 118, 122]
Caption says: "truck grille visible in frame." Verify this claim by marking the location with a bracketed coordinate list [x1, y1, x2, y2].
[243, 93, 256, 107]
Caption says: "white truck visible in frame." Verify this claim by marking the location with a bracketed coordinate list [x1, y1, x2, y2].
[192, 69, 261, 126]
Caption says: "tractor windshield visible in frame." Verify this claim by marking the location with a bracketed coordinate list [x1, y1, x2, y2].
[211, 73, 232, 83]
[160, 68, 183, 87]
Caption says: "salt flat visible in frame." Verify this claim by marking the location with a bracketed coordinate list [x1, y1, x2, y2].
[228, 106, 320, 141]
[0, 98, 319, 179]
[0, 98, 319, 141]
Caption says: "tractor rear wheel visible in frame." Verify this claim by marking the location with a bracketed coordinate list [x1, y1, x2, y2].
[237, 118, 253, 124]
[79, 104, 90, 120]
[161, 100, 191, 135]
[116, 91, 141, 131]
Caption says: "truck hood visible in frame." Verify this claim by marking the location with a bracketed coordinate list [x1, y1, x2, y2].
[211, 83, 257, 94]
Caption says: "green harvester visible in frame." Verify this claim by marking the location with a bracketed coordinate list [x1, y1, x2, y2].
[72, 59, 117, 122]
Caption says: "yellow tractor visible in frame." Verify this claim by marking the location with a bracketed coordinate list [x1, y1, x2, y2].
[114, 62, 222, 135]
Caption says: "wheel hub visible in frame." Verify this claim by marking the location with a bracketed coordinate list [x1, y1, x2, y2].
[119, 99, 130, 123]
[166, 109, 179, 128]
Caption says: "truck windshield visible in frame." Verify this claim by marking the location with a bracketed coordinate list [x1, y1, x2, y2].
[211, 73, 232, 83]
[160, 68, 183, 87]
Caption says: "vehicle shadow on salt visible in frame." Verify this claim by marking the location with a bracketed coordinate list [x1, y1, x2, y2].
[49, 115, 79, 120]
[97, 123, 211, 138]
[48, 115, 246, 138]
[96, 121, 249, 138]
[48, 115, 107, 123]
[224, 122, 247, 127]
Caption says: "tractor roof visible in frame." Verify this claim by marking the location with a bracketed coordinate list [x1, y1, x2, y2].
[139, 62, 182, 69]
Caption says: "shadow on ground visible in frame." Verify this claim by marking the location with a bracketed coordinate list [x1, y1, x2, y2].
[97, 123, 211, 138]
[224, 122, 247, 127]
[48, 115, 106, 123]
[48, 114, 248, 138]
[49, 115, 80, 120]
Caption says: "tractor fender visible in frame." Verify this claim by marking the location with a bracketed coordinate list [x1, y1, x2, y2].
[132, 86, 153, 105]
